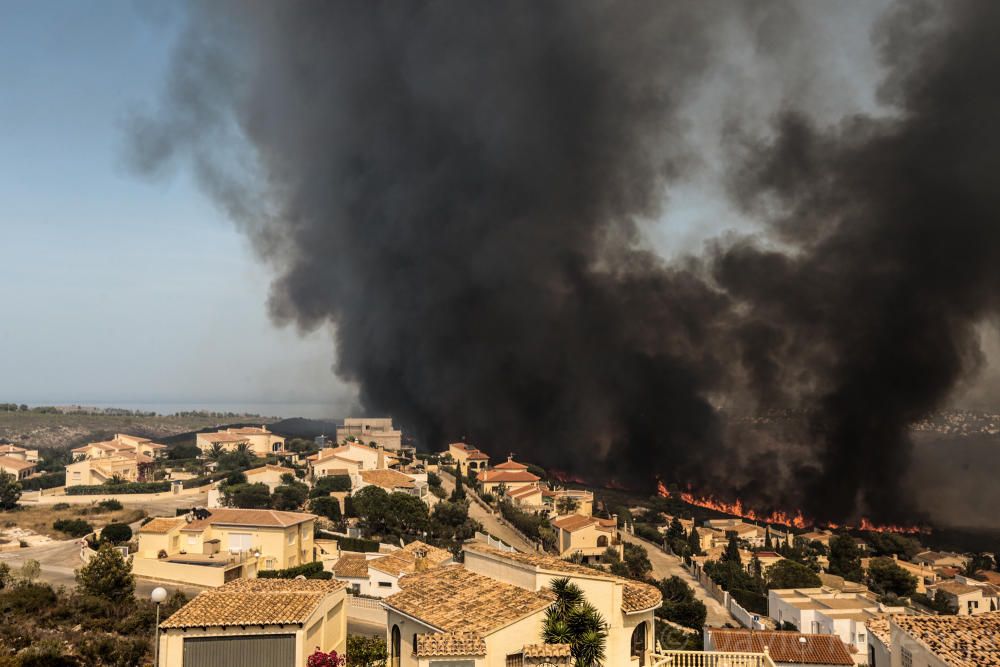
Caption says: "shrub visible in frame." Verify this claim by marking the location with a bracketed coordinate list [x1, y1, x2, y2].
[337, 536, 380, 553]
[310, 496, 342, 521]
[259, 561, 332, 580]
[19, 472, 65, 491]
[53, 518, 93, 537]
[99, 523, 133, 545]
[97, 499, 123, 511]
[66, 482, 170, 495]
[346, 635, 388, 666]
[633, 522, 663, 543]
[52, 503, 70, 511]
[311, 475, 353, 496]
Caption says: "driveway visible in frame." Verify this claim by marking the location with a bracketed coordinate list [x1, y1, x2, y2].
[620, 532, 738, 627]
[437, 472, 536, 553]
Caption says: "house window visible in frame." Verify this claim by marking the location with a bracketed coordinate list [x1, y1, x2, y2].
[288, 531, 297, 545]
[72, 472, 81, 482]
[391, 626, 401, 667]
[901, 648, 912, 667]
[597, 535, 608, 548]
[228, 533, 253, 552]
[351, 583, 360, 594]
[378, 581, 392, 588]
[412, 633, 418, 655]
[505, 653, 523, 667]
[187, 536, 198, 546]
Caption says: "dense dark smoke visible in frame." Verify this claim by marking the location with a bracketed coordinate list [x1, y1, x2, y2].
[132, 0, 1000, 525]
[716, 0, 1000, 522]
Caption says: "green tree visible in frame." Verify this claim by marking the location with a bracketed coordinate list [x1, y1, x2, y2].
[657, 576, 707, 629]
[99, 523, 133, 545]
[387, 492, 430, 535]
[311, 475, 352, 497]
[0, 562, 10, 589]
[962, 553, 994, 579]
[450, 470, 466, 502]
[0, 471, 22, 510]
[764, 528, 773, 551]
[766, 559, 822, 589]
[556, 496, 580, 515]
[666, 517, 685, 542]
[226, 470, 248, 486]
[722, 533, 741, 564]
[828, 534, 864, 582]
[352, 485, 391, 531]
[207, 442, 226, 460]
[76, 543, 135, 604]
[310, 496, 342, 521]
[542, 578, 608, 667]
[346, 634, 388, 666]
[623, 543, 652, 580]
[866, 557, 917, 597]
[224, 482, 272, 509]
[687, 527, 703, 556]
[272, 481, 309, 510]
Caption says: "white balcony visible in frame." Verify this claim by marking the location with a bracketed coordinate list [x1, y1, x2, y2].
[646, 649, 777, 667]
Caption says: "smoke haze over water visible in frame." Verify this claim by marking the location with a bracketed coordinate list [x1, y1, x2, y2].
[131, 1, 1000, 526]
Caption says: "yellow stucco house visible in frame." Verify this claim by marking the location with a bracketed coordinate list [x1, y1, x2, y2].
[196, 426, 286, 458]
[462, 543, 661, 666]
[157, 578, 346, 667]
[244, 464, 297, 492]
[71, 433, 167, 461]
[337, 417, 402, 449]
[477, 457, 541, 495]
[551, 514, 623, 563]
[0, 444, 39, 463]
[134, 508, 317, 587]
[447, 442, 491, 474]
[382, 564, 568, 667]
[0, 455, 35, 480]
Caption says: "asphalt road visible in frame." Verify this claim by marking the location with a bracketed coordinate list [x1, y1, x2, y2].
[437, 471, 536, 552]
[620, 531, 738, 627]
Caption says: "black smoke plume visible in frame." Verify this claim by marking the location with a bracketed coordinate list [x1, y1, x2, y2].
[131, 1, 1000, 525]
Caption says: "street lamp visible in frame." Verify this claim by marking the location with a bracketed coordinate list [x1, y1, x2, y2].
[151, 586, 168, 667]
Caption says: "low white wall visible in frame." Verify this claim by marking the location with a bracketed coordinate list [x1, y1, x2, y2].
[21, 484, 212, 505]
[347, 595, 386, 626]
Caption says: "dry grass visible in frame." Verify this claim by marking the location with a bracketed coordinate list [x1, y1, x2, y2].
[0, 505, 146, 539]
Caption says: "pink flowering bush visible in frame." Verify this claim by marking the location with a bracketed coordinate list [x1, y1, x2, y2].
[308, 648, 346, 667]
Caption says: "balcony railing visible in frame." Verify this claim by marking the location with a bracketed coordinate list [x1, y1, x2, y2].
[646, 650, 777, 667]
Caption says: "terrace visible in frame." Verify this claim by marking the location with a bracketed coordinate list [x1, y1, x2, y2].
[647, 650, 776, 667]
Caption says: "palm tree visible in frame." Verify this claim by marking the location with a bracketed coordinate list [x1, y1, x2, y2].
[542, 577, 608, 666]
[235, 441, 252, 455]
[207, 443, 225, 461]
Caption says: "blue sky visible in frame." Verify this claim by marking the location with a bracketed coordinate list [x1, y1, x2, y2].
[0, 1, 354, 416]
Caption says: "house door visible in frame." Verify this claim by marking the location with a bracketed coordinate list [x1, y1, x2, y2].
[391, 625, 401, 667]
[631, 621, 647, 666]
[182, 634, 294, 667]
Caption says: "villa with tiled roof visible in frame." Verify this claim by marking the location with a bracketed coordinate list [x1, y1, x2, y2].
[881, 611, 1000, 667]
[705, 628, 854, 666]
[478, 457, 541, 494]
[447, 442, 490, 474]
[462, 543, 660, 665]
[0, 455, 36, 480]
[332, 540, 453, 597]
[196, 425, 286, 458]
[383, 565, 562, 666]
[244, 464, 297, 492]
[550, 513, 622, 563]
[0, 443, 38, 463]
[157, 578, 346, 667]
[134, 508, 318, 587]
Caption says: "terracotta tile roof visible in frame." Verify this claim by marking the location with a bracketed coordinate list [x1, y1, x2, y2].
[0, 445, 26, 454]
[181, 508, 316, 532]
[226, 427, 273, 435]
[463, 543, 661, 613]
[508, 484, 543, 499]
[865, 617, 891, 647]
[706, 629, 853, 665]
[245, 464, 296, 477]
[934, 581, 985, 596]
[368, 541, 453, 577]
[552, 514, 599, 532]
[160, 578, 344, 629]
[201, 433, 251, 443]
[333, 554, 370, 578]
[478, 469, 541, 483]
[385, 565, 554, 635]
[523, 643, 572, 658]
[0, 456, 35, 471]
[139, 517, 187, 534]
[359, 468, 416, 490]
[494, 458, 529, 471]
[415, 632, 486, 657]
[893, 612, 1000, 666]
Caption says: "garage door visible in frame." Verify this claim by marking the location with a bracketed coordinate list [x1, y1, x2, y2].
[183, 635, 295, 667]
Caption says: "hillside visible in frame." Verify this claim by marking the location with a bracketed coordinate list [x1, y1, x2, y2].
[0, 411, 278, 450]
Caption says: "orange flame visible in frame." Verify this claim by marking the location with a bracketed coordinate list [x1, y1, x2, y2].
[657, 483, 928, 534]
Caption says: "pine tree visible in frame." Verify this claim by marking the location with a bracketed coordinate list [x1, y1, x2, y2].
[76, 543, 135, 604]
[764, 527, 773, 550]
[722, 532, 741, 564]
[687, 527, 702, 556]
[450, 468, 466, 501]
